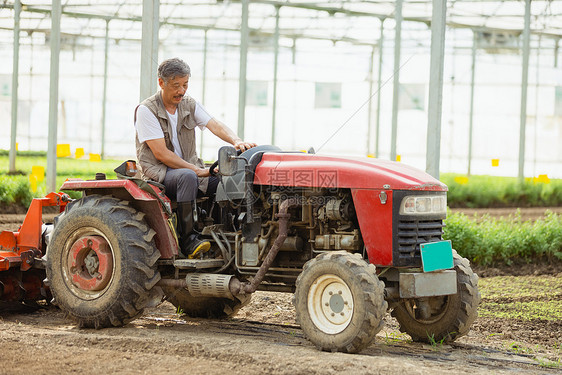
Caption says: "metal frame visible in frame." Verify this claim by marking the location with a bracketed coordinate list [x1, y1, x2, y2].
[9, 0, 20, 173]
[3, 0, 561, 184]
[46, 0, 61, 193]
[425, 0, 448, 179]
[518, 0, 531, 182]
[139, 0, 160, 102]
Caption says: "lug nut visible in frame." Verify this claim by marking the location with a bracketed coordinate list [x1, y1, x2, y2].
[338, 290, 342, 295]
[325, 303, 329, 306]
[331, 313, 335, 317]
[340, 312, 344, 316]
[329, 291, 333, 296]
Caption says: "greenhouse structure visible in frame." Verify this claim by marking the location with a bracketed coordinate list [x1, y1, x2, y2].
[1, 0, 561, 191]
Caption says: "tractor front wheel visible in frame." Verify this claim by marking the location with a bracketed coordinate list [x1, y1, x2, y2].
[391, 251, 481, 343]
[294, 251, 387, 353]
[47, 195, 161, 328]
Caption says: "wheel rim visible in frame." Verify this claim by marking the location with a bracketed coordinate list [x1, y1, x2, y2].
[62, 227, 115, 300]
[403, 296, 449, 324]
[307, 274, 354, 334]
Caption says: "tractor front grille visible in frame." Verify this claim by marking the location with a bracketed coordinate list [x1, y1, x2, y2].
[395, 218, 445, 267]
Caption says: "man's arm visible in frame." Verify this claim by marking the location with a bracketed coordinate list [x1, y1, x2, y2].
[145, 138, 210, 177]
[206, 118, 257, 151]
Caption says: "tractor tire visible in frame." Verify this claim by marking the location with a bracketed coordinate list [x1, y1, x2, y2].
[391, 250, 481, 343]
[294, 251, 387, 353]
[46, 195, 161, 328]
[162, 286, 251, 318]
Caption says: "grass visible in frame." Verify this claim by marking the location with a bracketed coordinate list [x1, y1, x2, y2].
[441, 173, 562, 208]
[477, 276, 562, 322]
[536, 357, 561, 369]
[427, 333, 448, 350]
[444, 210, 562, 266]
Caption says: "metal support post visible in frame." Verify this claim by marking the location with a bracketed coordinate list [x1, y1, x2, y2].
[533, 35, 541, 176]
[390, 0, 403, 161]
[518, 0, 531, 182]
[366, 46, 375, 156]
[139, 0, 159, 102]
[555, 38, 559, 68]
[47, 0, 61, 193]
[467, 31, 477, 176]
[238, 0, 250, 139]
[200, 29, 208, 158]
[425, 0, 447, 179]
[101, 19, 110, 159]
[202, 29, 208, 103]
[9, 0, 21, 172]
[271, 5, 280, 145]
[375, 19, 384, 158]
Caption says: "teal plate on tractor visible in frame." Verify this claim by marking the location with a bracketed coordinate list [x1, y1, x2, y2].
[420, 240, 454, 272]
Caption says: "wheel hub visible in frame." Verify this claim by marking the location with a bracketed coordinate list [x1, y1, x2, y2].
[308, 274, 354, 334]
[67, 236, 113, 291]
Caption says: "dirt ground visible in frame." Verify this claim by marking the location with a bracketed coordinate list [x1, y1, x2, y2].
[0, 208, 561, 374]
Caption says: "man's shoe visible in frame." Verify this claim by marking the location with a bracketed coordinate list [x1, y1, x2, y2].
[185, 234, 211, 259]
[176, 201, 211, 258]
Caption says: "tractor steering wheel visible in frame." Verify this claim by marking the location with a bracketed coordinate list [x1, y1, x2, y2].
[209, 148, 244, 177]
[209, 160, 219, 177]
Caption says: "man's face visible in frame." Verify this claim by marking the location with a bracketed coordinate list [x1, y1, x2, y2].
[159, 75, 189, 107]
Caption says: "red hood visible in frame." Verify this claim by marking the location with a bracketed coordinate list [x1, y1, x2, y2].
[253, 153, 447, 191]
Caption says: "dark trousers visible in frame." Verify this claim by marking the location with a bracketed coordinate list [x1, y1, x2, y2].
[162, 168, 219, 202]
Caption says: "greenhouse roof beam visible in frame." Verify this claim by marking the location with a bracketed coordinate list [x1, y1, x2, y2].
[3, 2, 562, 41]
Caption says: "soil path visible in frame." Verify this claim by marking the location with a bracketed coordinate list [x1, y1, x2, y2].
[0, 209, 560, 374]
[1, 282, 560, 375]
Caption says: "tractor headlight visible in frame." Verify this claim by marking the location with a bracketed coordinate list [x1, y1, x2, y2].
[399, 195, 447, 216]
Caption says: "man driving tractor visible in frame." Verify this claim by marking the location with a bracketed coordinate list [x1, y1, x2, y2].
[134, 57, 257, 258]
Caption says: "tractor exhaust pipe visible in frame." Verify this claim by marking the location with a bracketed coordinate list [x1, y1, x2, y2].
[156, 198, 299, 299]
[235, 197, 298, 295]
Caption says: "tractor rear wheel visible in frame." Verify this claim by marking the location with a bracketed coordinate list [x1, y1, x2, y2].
[391, 251, 480, 343]
[46, 195, 161, 328]
[294, 251, 387, 353]
[162, 287, 251, 318]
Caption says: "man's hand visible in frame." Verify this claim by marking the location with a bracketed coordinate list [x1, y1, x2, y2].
[233, 140, 258, 152]
[196, 168, 211, 177]
[206, 118, 257, 152]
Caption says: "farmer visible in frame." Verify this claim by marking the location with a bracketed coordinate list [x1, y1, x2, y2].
[134, 57, 256, 258]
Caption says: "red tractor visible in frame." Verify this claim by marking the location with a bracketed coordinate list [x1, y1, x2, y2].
[0, 146, 480, 353]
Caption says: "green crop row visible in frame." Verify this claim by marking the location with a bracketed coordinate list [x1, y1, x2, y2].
[2, 152, 561, 208]
[0, 150, 48, 157]
[441, 174, 562, 208]
[0, 155, 120, 178]
[0, 175, 35, 206]
[444, 210, 562, 266]
[0, 154, 121, 206]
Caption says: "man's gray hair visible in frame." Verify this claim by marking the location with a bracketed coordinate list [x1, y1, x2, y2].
[158, 58, 190, 83]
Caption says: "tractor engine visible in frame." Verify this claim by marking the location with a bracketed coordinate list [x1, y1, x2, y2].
[235, 188, 362, 285]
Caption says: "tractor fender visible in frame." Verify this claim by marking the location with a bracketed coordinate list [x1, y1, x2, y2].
[351, 188, 394, 267]
[60, 179, 178, 258]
